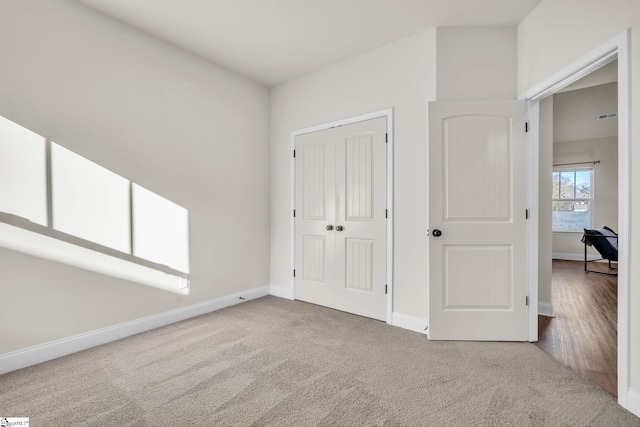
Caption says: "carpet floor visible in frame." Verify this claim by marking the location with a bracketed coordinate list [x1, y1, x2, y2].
[1, 296, 639, 426]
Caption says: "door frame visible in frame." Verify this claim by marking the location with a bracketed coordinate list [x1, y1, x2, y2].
[290, 109, 394, 323]
[520, 29, 630, 408]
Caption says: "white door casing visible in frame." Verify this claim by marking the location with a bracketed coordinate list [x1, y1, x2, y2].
[294, 117, 387, 321]
[428, 100, 527, 341]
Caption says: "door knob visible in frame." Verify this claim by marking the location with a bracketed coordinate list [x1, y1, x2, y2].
[336, 225, 344, 231]
[326, 225, 334, 231]
[432, 229, 442, 237]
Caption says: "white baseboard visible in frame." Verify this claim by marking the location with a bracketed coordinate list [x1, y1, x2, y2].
[269, 285, 294, 300]
[628, 387, 640, 418]
[0, 285, 270, 375]
[538, 301, 555, 317]
[552, 252, 607, 262]
[392, 312, 428, 335]
[553, 252, 582, 261]
[268, 289, 430, 337]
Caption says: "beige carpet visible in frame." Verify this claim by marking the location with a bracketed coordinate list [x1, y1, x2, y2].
[1, 296, 638, 426]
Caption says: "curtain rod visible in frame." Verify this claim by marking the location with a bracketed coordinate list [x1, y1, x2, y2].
[553, 160, 600, 167]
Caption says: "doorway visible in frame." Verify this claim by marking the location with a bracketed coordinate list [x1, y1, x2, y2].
[536, 64, 619, 396]
[524, 30, 630, 407]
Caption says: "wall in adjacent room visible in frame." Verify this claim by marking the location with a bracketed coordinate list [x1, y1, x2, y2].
[551, 83, 618, 258]
[538, 96, 553, 307]
[552, 137, 618, 257]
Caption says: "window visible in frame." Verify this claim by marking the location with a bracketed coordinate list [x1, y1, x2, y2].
[552, 168, 593, 232]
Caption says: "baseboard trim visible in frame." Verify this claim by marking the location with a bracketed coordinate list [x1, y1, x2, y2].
[269, 285, 295, 300]
[552, 252, 606, 262]
[392, 312, 428, 335]
[0, 285, 270, 374]
[538, 301, 555, 317]
[628, 387, 640, 418]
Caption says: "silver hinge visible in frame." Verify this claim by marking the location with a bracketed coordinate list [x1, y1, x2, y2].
[526, 296, 529, 306]
[525, 209, 529, 220]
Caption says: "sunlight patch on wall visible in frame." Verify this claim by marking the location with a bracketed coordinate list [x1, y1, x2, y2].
[0, 115, 190, 295]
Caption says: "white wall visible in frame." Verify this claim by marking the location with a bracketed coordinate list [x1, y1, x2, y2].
[554, 82, 618, 142]
[518, 0, 640, 402]
[0, 0, 270, 354]
[538, 96, 553, 305]
[436, 27, 517, 100]
[552, 137, 618, 257]
[552, 83, 618, 258]
[270, 29, 437, 319]
[270, 26, 517, 322]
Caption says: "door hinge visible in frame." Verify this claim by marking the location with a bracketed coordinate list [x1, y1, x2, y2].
[525, 209, 529, 220]
[385, 284, 388, 294]
[385, 133, 388, 143]
[385, 209, 388, 219]
[526, 296, 529, 306]
[293, 269, 296, 277]
[293, 149, 296, 158]
[293, 209, 296, 218]
[525, 122, 529, 133]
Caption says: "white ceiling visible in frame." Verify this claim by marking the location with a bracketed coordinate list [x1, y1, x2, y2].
[77, 0, 542, 87]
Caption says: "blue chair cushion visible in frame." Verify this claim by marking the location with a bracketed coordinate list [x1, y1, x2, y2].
[583, 227, 618, 261]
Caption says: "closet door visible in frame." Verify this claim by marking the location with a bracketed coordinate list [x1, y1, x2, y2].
[294, 127, 336, 308]
[294, 117, 387, 321]
[334, 117, 387, 320]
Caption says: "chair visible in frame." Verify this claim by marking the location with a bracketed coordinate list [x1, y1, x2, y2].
[582, 226, 618, 275]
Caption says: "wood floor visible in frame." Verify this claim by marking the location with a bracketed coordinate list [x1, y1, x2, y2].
[536, 259, 618, 397]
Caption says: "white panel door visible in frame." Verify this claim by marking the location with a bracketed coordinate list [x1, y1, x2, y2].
[294, 127, 336, 309]
[295, 117, 387, 321]
[334, 118, 387, 320]
[428, 100, 527, 341]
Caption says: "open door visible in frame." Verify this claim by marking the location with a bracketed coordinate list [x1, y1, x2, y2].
[428, 100, 527, 341]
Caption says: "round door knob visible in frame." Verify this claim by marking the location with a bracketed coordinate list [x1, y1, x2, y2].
[326, 225, 334, 231]
[432, 229, 442, 237]
[336, 225, 344, 231]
